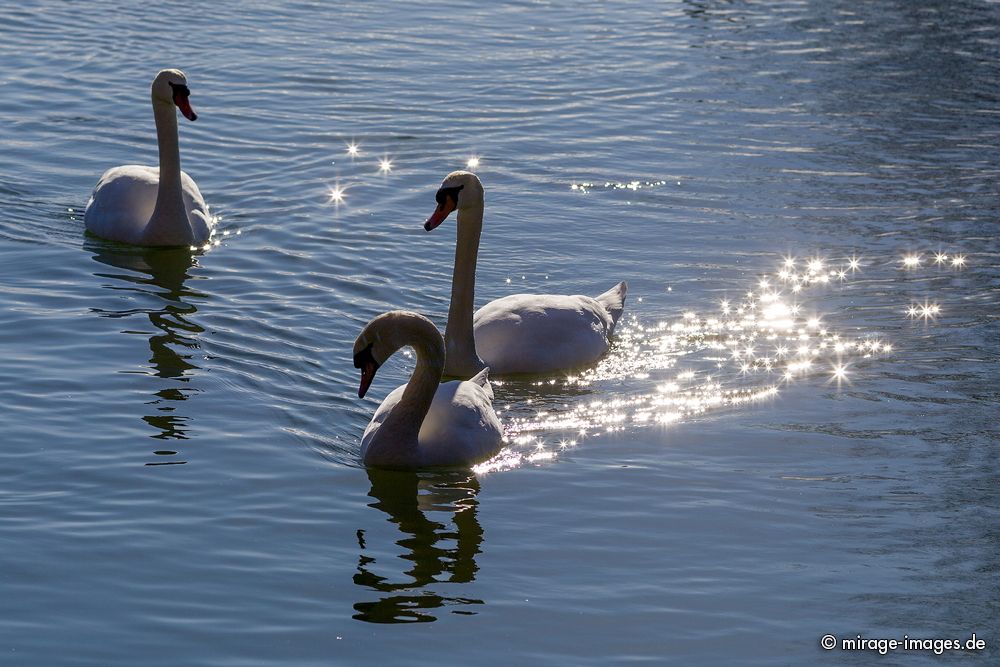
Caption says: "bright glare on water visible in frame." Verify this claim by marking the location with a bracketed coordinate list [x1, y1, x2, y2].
[0, 1, 998, 664]
[485, 250, 961, 472]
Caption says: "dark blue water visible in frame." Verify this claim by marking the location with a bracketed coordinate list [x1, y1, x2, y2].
[1, 1, 997, 664]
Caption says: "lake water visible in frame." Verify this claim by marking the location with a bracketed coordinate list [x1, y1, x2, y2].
[1, 1, 998, 664]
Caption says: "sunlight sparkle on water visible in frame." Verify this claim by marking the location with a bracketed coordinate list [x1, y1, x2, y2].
[487, 249, 963, 471]
[569, 179, 669, 194]
[378, 157, 392, 174]
[903, 253, 922, 268]
[346, 142, 359, 157]
[467, 156, 480, 169]
[327, 184, 346, 204]
[831, 363, 849, 384]
[907, 301, 941, 320]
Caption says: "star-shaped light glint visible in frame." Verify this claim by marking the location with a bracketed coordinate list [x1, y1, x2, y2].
[907, 301, 941, 320]
[831, 363, 849, 384]
[328, 184, 346, 205]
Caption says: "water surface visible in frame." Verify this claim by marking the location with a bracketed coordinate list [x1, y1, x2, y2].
[1, 1, 998, 664]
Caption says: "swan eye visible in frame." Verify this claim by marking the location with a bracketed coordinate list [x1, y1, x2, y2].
[435, 184, 464, 206]
[167, 82, 191, 98]
[353, 342, 379, 370]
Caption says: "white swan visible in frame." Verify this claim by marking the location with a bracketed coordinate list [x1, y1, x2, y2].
[84, 69, 213, 247]
[353, 311, 503, 468]
[423, 171, 627, 377]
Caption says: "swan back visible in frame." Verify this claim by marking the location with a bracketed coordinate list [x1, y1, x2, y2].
[85, 166, 211, 245]
[473, 293, 618, 374]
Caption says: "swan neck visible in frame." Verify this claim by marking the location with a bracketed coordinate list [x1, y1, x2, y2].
[145, 98, 193, 245]
[444, 205, 485, 376]
[391, 341, 443, 439]
[369, 323, 445, 461]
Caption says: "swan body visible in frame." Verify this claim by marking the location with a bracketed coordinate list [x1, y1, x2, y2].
[472, 284, 626, 374]
[354, 311, 503, 468]
[85, 166, 211, 245]
[423, 170, 627, 377]
[84, 69, 214, 247]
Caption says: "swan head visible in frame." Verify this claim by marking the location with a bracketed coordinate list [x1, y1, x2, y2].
[354, 316, 395, 399]
[353, 338, 381, 399]
[353, 313, 411, 399]
[151, 69, 197, 121]
[424, 171, 484, 231]
[353, 312, 444, 398]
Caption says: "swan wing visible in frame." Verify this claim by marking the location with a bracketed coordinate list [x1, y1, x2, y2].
[595, 281, 628, 331]
[84, 165, 159, 244]
[417, 379, 503, 466]
[466, 367, 494, 398]
[361, 379, 502, 467]
[180, 170, 214, 244]
[473, 293, 618, 374]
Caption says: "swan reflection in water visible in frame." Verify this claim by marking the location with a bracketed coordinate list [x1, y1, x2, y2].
[354, 469, 485, 623]
[87, 243, 207, 465]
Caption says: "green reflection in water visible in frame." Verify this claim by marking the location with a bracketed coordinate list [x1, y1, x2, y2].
[354, 469, 485, 623]
[87, 243, 207, 463]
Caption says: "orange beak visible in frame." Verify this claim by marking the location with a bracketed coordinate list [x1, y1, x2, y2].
[174, 91, 197, 121]
[424, 198, 456, 231]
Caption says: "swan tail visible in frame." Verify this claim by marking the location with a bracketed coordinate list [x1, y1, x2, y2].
[469, 367, 493, 398]
[596, 281, 628, 331]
